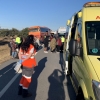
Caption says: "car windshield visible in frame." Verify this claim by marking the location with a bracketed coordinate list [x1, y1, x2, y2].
[29, 28, 39, 32]
[86, 21, 100, 55]
[40, 28, 49, 32]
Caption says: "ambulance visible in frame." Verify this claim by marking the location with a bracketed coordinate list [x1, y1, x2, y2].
[65, 2, 100, 100]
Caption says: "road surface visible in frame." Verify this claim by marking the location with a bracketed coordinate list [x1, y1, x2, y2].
[0, 48, 76, 100]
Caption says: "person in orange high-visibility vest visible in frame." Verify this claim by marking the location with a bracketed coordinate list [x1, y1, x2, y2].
[18, 35, 37, 98]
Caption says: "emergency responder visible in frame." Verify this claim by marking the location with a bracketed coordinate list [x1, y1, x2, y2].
[60, 36, 65, 52]
[18, 35, 37, 98]
[15, 35, 21, 49]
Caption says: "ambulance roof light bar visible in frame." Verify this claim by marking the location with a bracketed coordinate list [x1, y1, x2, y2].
[83, 2, 100, 7]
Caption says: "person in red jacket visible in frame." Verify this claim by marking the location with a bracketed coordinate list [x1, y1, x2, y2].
[56, 37, 62, 53]
[18, 35, 37, 98]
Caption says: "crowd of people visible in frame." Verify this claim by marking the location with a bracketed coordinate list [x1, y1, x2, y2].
[9, 32, 67, 98]
[43, 33, 66, 53]
[9, 33, 67, 59]
[9, 36, 24, 58]
[9, 35, 40, 59]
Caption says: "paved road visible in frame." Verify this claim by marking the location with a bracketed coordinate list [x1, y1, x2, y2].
[0, 48, 76, 100]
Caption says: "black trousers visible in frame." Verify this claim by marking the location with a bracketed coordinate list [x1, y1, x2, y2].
[60, 42, 64, 51]
[56, 45, 60, 52]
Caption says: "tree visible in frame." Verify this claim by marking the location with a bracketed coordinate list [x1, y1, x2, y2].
[10, 28, 19, 36]
[0, 27, 29, 38]
[20, 27, 29, 37]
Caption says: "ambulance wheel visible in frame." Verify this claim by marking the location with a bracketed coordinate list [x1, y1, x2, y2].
[76, 87, 85, 100]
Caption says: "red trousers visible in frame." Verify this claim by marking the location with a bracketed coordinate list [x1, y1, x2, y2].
[19, 76, 31, 89]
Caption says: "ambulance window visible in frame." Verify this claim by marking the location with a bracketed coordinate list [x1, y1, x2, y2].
[77, 23, 83, 58]
[71, 24, 76, 39]
[78, 23, 82, 37]
[77, 23, 82, 44]
[86, 21, 100, 55]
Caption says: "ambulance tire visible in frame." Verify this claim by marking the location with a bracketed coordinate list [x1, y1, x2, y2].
[76, 87, 85, 100]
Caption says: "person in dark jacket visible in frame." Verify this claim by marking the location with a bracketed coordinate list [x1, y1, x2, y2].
[10, 38, 17, 58]
[44, 35, 49, 53]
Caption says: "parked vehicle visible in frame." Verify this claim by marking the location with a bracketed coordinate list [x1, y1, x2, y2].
[57, 27, 67, 37]
[64, 2, 100, 100]
[28, 26, 51, 42]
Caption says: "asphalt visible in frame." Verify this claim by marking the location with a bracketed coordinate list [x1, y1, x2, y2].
[0, 48, 76, 100]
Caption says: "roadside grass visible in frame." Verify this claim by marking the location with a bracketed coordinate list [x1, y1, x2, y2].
[0, 37, 12, 64]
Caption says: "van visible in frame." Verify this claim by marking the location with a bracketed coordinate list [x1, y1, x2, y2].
[65, 2, 100, 100]
[57, 27, 67, 37]
[28, 26, 51, 42]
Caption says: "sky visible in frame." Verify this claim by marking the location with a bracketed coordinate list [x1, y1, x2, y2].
[0, 0, 97, 30]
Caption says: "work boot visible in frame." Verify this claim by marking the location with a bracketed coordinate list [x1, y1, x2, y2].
[22, 89, 32, 98]
[18, 86, 22, 95]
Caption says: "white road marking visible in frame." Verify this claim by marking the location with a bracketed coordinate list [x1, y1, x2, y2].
[0, 64, 16, 77]
[3, 64, 15, 74]
[0, 73, 20, 98]
[3, 67, 13, 74]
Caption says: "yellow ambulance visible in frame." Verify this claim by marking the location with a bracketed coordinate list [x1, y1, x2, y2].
[67, 2, 100, 100]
